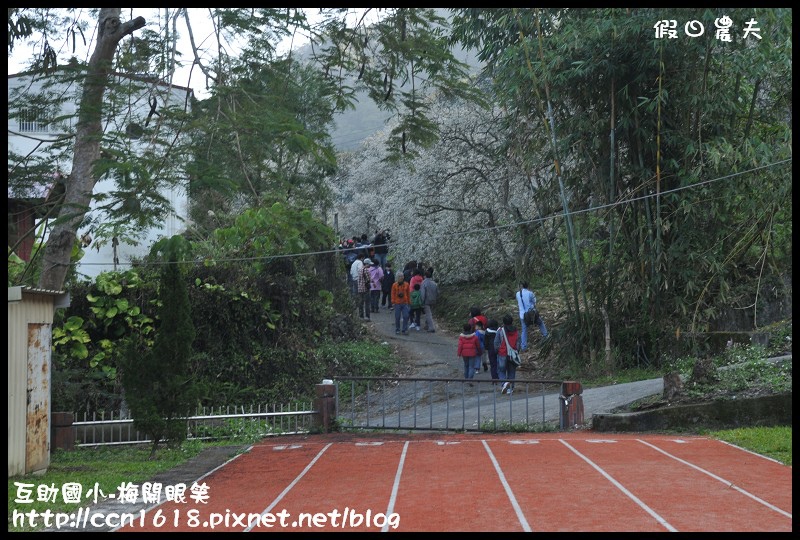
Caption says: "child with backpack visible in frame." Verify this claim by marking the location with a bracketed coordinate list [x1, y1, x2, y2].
[494, 314, 521, 395]
[409, 283, 424, 330]
[468, 307, 489, 372]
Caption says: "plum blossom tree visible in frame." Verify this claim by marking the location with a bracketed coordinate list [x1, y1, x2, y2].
[333, 92, 539, 283]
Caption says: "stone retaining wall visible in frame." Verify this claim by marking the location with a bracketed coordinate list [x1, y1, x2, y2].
[591, 393, 792, 432]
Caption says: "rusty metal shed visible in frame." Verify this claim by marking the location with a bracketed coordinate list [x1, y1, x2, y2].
[8, 286, 70, 477]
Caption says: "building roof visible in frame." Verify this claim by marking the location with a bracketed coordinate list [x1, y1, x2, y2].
[7, 171, 62, 198]
[7, 69, 193, 96]
[8, 286, 70, 305]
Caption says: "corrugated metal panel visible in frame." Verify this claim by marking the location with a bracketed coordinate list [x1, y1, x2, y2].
[8, 287, 22, 301]
[8, 294, 27, 476]
[8, 290, 59, 477]
[26, 323, 51, 472]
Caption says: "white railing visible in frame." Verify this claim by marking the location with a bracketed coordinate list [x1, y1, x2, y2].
[69, 376, 583, 447]
[73, 402, 316, 447]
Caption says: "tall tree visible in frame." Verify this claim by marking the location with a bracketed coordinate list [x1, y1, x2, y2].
[37, 9, 146, 290]
[186, 57, 339, 236]
[450, 8, 792, 362]
[120, 235, 196, 458]
[335, 8, 791, 367]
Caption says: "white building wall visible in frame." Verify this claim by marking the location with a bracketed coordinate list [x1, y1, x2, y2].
[8, 72, 192, 280]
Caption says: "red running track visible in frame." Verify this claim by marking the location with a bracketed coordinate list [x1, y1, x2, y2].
[118, 432, 792, 533]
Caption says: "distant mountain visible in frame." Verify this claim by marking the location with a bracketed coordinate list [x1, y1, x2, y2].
[332, 46, 482, 151]
[330, 91, 392, 151]
[291, 10, 482, 151]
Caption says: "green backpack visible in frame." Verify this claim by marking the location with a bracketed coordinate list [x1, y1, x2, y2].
[410, 290, 423, 309]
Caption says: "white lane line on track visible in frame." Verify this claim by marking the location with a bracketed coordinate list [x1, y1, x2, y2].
[382, 440, 409, 532]
[482, 439, 532, 532]
[717, 438, 788, 464]
[245, 443, 333, 532]
[559, 439, 678, 532]
[636, 439, 792, 520]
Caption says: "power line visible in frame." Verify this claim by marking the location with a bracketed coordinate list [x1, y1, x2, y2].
[68, 157, 792, 269]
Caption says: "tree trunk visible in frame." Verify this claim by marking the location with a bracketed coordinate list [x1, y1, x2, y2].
[601, 306, 612, 373]
[38, 9, 146, 291]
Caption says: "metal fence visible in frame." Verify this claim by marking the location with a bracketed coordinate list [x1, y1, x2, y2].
[70, 376, 577, 447]
[334, 376, 568, 432]
[73, 403, 316, 447]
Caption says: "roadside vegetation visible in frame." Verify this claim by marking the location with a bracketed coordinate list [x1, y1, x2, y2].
[435, 279, 791, 384]
[8, 442, 210, 533]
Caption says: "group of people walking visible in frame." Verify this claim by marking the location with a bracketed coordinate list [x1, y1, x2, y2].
[340, 230, 390, 289]
[343, 235, 549, 396]
[343, 231, 440, 335]
[457, 283, 548, 395]
[389, 264, 438, 335]
[342, 229, 392, 319]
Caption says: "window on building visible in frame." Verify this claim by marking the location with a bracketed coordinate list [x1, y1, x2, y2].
[17, 107, 51, 133]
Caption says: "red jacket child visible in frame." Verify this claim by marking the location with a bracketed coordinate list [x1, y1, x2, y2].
[457, 328, 483, 358]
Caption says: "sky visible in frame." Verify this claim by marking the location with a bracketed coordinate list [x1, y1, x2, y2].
[7, 8, 375, 101]
[8, 9, 274, 100]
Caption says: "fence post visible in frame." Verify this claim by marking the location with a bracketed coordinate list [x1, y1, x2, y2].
[559, 381, 584, 429]
[314, 380, 337, 433]
[51, 412, 75, 451]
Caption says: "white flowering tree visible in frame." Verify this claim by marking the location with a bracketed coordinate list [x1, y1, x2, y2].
[333, 92, 541, 284]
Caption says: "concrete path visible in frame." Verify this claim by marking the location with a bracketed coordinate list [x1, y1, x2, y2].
[353, 305, 666, 428]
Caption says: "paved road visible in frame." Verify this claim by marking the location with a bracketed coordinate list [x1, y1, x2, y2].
[352, 306, 666, 429]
